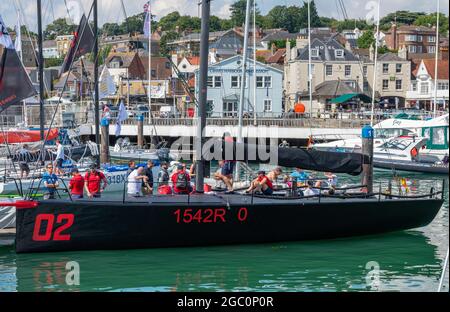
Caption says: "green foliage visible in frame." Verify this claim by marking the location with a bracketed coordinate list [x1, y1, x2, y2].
[44, 57, 64, 68]
[44, 18, 76, 40]
[256, 55, 267, 63]
[270, 39, 296, 49]
[160, 31, 181, 56]
[357, 30, 375, 49]
[414, 13, 449, 34]
[380, 11, 426, 29]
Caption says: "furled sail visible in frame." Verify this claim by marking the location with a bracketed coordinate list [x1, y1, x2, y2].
[0, 47, 37, 113]
[203, 140, 368, 175]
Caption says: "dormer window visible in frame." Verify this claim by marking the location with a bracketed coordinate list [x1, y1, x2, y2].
[335, 49, 344, 58]
[311, 49, 319, 57]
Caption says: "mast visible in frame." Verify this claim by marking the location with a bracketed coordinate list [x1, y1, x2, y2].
[370, 0, 381, 126]
[253, 0, 257, 126]
[308, 0, 313, 117]
[37, 0, 45, 140]
[236, 0, 252, 181]
[433, 0, 440, 118]
[94, 0, 100, 165]
[195, 0, 211, 193]
[16, 9, 27, 127]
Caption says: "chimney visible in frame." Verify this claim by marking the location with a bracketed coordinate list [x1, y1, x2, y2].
[391, 23, 398, 50]
[369, 44, 375, 61]
[398, 45, 408, 60]
[271, 43, 276, 55]
[286, 39, 291, 61]
[296, 35, 309, 51]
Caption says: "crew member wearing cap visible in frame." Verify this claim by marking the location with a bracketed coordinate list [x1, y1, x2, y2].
[69, 168, 85, 199]
[84, 164, 108, 199]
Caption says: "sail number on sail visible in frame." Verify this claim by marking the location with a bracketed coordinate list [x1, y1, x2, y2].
[174, 207, 249, 224]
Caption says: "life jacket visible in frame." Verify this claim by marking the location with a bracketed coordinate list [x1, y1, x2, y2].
[411, 147, 418, 158]
[175, 172, 189, 190]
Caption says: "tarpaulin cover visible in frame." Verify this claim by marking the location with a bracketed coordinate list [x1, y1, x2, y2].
[203, 140, 367, 175]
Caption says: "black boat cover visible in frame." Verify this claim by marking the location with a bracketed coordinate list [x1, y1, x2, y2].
[203, 140, 368, 175]
[0, 48, 37, 113]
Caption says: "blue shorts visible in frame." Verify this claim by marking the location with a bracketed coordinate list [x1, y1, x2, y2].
[262, 187, 273, 195]
[221, 162, 235, 176]
[71, 194, 84, 199]
[56, 158, 64, 169]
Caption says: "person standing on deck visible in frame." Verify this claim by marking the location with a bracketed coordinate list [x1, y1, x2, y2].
[214, 160, 234, 192]
[127, 160, 136, 176]
[54, 140, 65, 175]
[42, 164, 59, 200]
[290, 168, 309, 186]
[142, 160, 154, 195]
[69, 168, 85, 199]
[84, 164, 108, 199]
[171, 163, 192, 194]
[18, 144, 30, 178]
[127, 167, 149, 198]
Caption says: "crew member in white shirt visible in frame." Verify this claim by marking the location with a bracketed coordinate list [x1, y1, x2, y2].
[127, 167, 149, 198]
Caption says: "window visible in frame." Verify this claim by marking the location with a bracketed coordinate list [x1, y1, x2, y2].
[326, 65, 333, 76]
[396, 80, 402, 90]
[417, 46, 423, 53]
[223, 101, 238, 117]
[231, 76, 239, 88]
[264, 76, 272, 88]
[382, 63, 389, 74]
[412, 81, 417, 91]
[335, 49, 344, 58]
[311, 49, 319, 57]
[382, 79, 389, 90]
[344, 81, 356, 89]
[417, 35, 423, 42]
[405, 35, 417, 42]
[213, 76, 222, 88]
[438, 82, 449, 90]
[264, 99, 272, 112]
[420, 82, 429, 94]
[428, 46, 436, 54]
[396, 64, 402, 73]
[428, 36, 436, 43]
[363, 66, 368, 77]
[408, 45, 417, 53]
[165, 62, 171, 69]
[363, 81, 369, 92]
[345, 65, 351, 77]
[151, 70, 156, 78]
[207, 76, 213, 88]
[256, 76, 263, 88]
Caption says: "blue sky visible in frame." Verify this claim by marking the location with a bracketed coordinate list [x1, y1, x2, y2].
[0, 0, 448, 32]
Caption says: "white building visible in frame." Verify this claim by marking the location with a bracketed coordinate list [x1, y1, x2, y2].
[406, 59, 449, 111]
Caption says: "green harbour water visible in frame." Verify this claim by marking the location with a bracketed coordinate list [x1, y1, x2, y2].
[0, 171, 448, 292]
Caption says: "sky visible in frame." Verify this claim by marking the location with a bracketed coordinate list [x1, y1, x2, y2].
[0, 0, 448, 32]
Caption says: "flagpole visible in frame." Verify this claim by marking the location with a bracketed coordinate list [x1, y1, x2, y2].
[147, 2, 152, 128]
[433, 0, 440, 118]
[16, 9, 27, 127]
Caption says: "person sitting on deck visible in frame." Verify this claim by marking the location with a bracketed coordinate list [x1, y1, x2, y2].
[267, 167, 283, 185]
[128, 167, 149, 198]
[69, 168, 85, 199]
[84, 164, 108, 199]
[324, 172, 338, 188]
[303, 180, 320, 197]
[290, 168, 309, 186]
[214, 160, 234, 192]
[42, 164, 59, 200]
[171, 164, 192, 195]
[246, 170, 274, 195]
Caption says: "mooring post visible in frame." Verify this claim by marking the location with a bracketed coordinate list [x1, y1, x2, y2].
[137, 114, 144, 149]
[100, 118, 110, 165]
[361, 124, 374, 194]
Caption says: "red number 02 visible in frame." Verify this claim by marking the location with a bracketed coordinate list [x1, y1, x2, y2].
[33, 214, 74, 242]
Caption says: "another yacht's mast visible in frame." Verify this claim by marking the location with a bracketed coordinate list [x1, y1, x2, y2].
[308, 0, 313, 116]
[370, 0, 381, 126]
[37, 0, 45, 140]
[433, 0, 440, 118]
[94, 0, 100, 164]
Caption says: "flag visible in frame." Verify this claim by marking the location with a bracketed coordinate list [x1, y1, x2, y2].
[99, 66, 116, 99]
[0, 48, 37, 113]
[0, 15, 14, 49]
[14, 12, 22, 59]
[143, 2, 151, 38]
[115, 100, 128, 137]
[59, 14, 95, 76]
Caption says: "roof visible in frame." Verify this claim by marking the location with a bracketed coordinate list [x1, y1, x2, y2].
[313, 80, 362, 97]
[139, 56, 172, 80]
[297, 37, 359, 62]
[412, 59, 449, 80]
[206, 55, 284, 74]
[394, 25, 436, 34]
[378, 53, 407, 62]
[105, 52, 138, 68]
[267, 48, 286, 64]
[255, 50, 272, 62]
[42, 40, 56, 48]
[186, 56, 200, 66]
[261, 30, 297, 42]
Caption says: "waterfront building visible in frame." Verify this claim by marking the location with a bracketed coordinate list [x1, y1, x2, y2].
[406, 59, 449, 110]
[56, 35, 75, 57]
[42, 40, 59, 59]
[194, 55, 283, 118]
[104, 51, 146, 85]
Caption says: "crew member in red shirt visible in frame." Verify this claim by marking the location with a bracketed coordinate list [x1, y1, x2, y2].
[171, 163, 192, 194]
[84, 164, 108, 199]
[246, 170, 274, 195]
[69, 168, 85, 199]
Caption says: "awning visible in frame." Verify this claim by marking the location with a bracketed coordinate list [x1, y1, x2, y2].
[330, 93, 372, 104]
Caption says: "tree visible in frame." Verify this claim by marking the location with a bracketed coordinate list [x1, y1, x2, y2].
[357, 30, 375, 49]
[44, 18, 76, 40]
[160, 31, 181, 56]
[45, 57, 64, 68]
[298, 1, 322, 30]
[380, 10, 426, 30]
[414, 13, 449, 34]
[210, 16, 223, 32]
[230, 0, 261, 27]
[158, 11, 181, 31]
